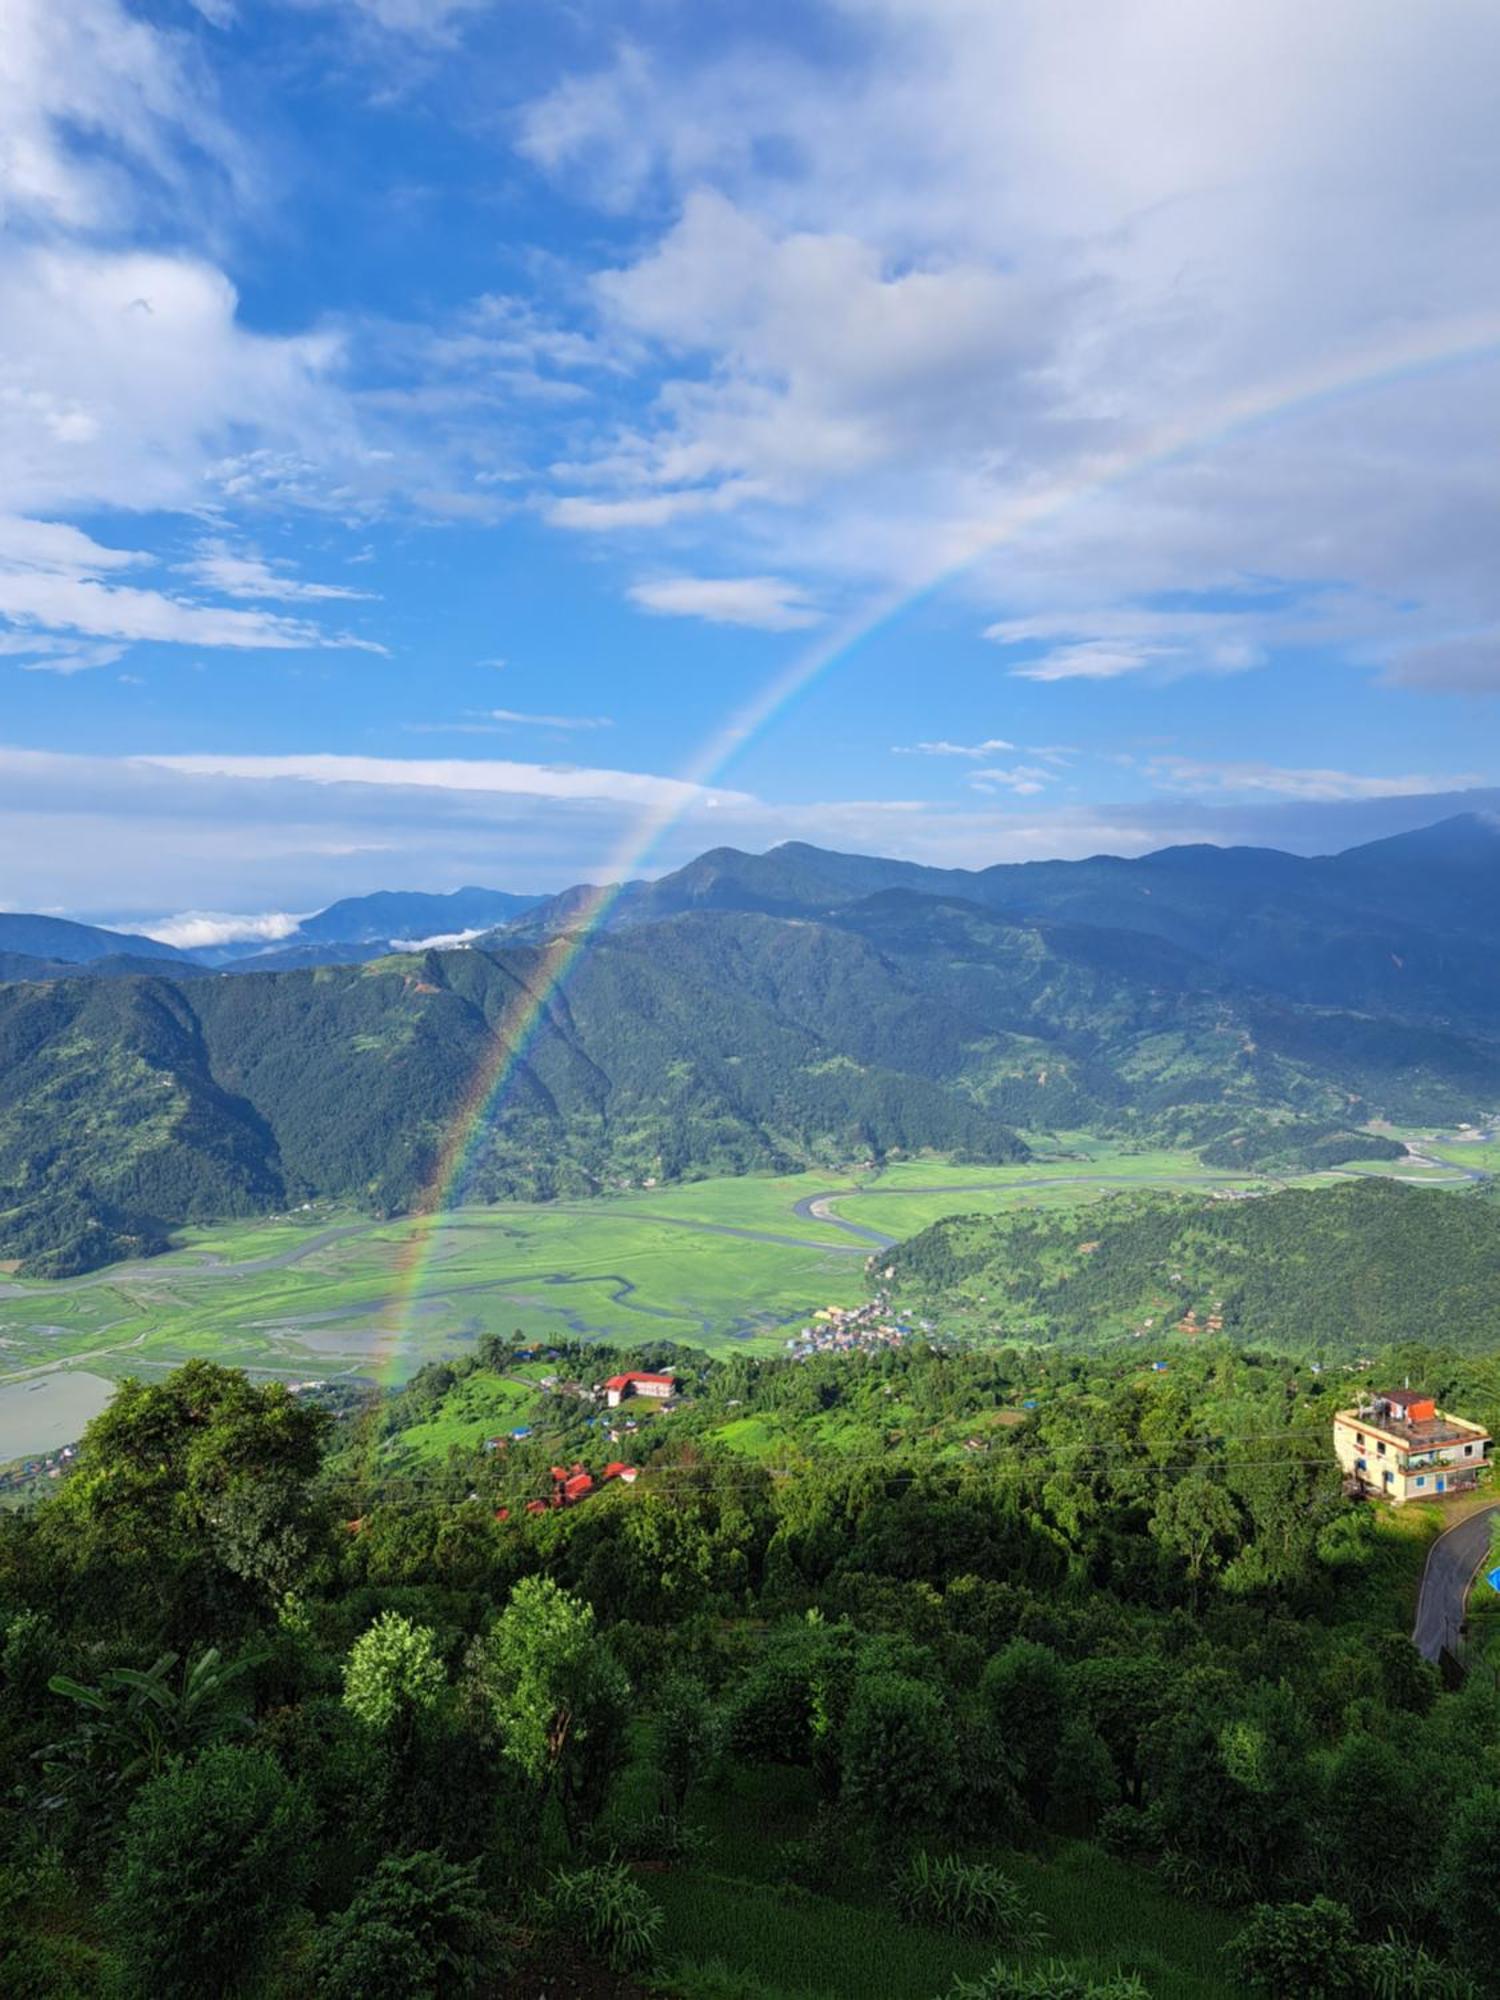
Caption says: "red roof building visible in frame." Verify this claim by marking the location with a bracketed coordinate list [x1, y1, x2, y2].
[602, 1371, 677, 1407]
[562, 1471, 594, 1502]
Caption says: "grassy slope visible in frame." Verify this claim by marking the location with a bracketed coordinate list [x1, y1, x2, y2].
[649, 1765, 1237, 2000]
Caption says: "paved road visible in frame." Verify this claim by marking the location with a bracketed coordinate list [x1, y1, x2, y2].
[1413, 1502, 1500, 1662]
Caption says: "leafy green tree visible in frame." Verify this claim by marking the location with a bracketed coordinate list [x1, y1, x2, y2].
[981, 1639, 1066, 1820]
[466, 1576, 629, 1843]
[839, 1670, 957, 1828]
[343, 1612, 447, 1732]
[1434, 1785, 1500, 1972]
[1224, 1897, 1361, 1997]
[1150, 1473, 1242, 1589]
[43, 1362, 329, 1642]
[104, 1744, 312, 2000]
[309, 1850, 495, 1999]
[655, 1669, 720, 1815]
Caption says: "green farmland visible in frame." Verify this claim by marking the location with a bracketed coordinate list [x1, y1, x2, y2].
[0, 1134, 1482, 1463]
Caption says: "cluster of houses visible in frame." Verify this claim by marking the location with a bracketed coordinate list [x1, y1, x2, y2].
[0, 1441, 75, 1495]
[785, 1299, 927, 1359]
[493, 1457, 642, 1522]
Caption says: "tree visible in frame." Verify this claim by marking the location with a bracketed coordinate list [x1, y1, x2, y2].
[1434, 1785, 1500, 1972]
[1224, 1898, 1361, 1997]
[466, 1576, 629, 1843]
[839, 1670, 957, 1828]
[981, 1640, 1066, 1820]
[104, 1744, 312, 1999]
[44, 1362, 329, 1642]
[343, 1613, 447, 1733]
[309, 1850, 495, 1999]
[1150, 1474, 1242, 1590]
[655, 1669, 720, 1815]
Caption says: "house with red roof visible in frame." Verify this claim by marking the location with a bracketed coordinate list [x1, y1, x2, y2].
[601, 1371, 677, 1408]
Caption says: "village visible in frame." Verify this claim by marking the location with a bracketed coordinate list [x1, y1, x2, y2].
[784, 1295, 932, 1359]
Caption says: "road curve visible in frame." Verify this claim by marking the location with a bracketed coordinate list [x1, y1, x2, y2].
[1413, 1502, 1500, 1662]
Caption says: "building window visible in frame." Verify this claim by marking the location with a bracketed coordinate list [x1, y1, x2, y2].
[1355, 1457, 1367, 1472]
[1383, 1470, 1394, 1486]
[1465, 1445, 1474, 1456]
[1377, 1441, 1386, 1456]
[1356, 1432, 1365, 1446]
[1416, 1476, 1427, 1489]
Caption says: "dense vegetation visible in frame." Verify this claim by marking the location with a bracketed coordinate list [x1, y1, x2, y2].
[3, 1337, 1497, 1997]
[882, 1179, 1500, 1356]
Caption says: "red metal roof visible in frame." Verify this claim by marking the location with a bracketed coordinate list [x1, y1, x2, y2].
[603, 1371, 676, 1390]
[562, 1472, 594, 1500]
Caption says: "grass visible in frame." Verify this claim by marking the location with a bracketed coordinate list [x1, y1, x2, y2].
[654, 1766, 1239, 2000]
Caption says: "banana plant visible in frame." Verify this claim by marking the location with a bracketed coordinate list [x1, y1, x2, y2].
[40, 1645, 265, 1805]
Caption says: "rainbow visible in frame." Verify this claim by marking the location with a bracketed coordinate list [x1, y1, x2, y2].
[370, 313, 1500, 1380]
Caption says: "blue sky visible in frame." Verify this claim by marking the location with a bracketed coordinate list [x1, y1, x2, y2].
[3, 0, 1499, 933]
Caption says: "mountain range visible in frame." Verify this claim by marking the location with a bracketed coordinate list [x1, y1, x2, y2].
[0, 814, 1495, 1275]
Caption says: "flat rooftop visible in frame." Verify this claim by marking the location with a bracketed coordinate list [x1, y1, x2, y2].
[1339, 1407, 1489, 1449]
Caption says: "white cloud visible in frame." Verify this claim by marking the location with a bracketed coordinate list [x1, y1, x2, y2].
[182, 540, 373, 603]
[548, 482, 765, 533]
[1010, 643, 1165, 683]
[0, 517, 382, 656]
[137, 750, 748, 813]
[0, 0, 242, 234]
[516, 4, 1500, 692]
[1143, 757, 1486, 803]
[892, 737, 1016, 758]
[628, 575, 821, 631]
[390, 927, 486, 950]
[17, 642, 128, 677]
[486, 708, 614, 730]
[292, 0, 492, 40]
[142, 910, 304, 951]
[1385, 632, 1500, 694]
[4, 741, 1497, 918]
[968, 764, 1057, 797]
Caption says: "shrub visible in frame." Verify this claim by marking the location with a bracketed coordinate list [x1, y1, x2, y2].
[839, 1672, 957, 1827]
[607, 1809, 709, 1865]
[1225, 1898, 1361, 1997]
[544, 1859, 664, 1972]
[948, 1960, 1149, 2000]
[892, 1851, 1048, 1947]
[309, 1849, 495, 1999]
[103, 1745, 312, 2000]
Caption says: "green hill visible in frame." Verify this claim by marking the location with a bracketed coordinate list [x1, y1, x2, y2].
[881, 1178, 1500, 1356]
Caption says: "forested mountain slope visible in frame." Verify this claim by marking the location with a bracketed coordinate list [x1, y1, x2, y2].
[2, 876, 1497, 1276]
[507, 814, 1500, 1028]
[883, 1178, 1500, 1356]
[0, 931, 1027, 1275]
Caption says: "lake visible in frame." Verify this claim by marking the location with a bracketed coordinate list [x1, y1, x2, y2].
[0, 1370, 115, 1461]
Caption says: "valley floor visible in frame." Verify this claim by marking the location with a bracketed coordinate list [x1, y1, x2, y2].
[0, 1133, 1484, 1466]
